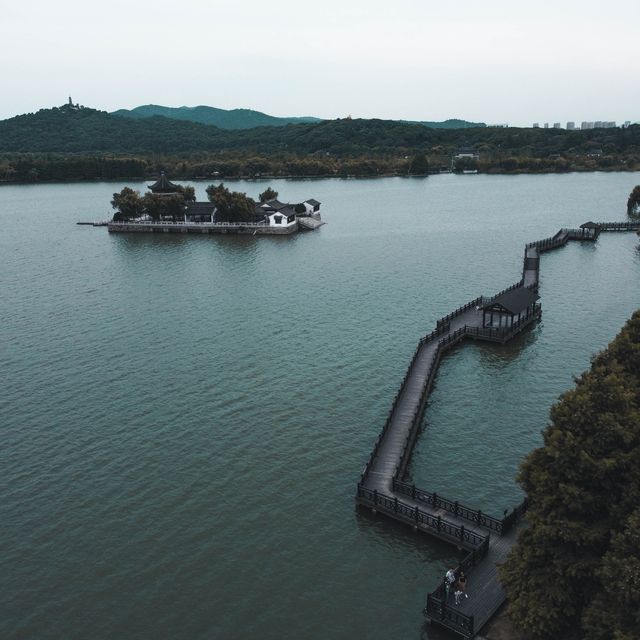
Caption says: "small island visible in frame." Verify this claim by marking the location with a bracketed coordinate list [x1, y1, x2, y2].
[107, 174, 323, 235]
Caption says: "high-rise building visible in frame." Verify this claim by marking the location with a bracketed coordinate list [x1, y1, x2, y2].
[567, 122, 575, 130]
[581, 121, 594, 129]
[553, 123, 561, 129]
[533, 123, 539, 128]
[544, 123, 549, 129]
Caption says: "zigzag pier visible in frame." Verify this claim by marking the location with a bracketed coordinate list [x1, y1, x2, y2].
[355, 220, 640, 638]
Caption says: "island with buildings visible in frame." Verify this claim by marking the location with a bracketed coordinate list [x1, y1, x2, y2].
[107, 173, 323, 235]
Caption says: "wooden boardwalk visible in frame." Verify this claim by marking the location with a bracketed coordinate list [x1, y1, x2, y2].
[356, 221, 640, 638]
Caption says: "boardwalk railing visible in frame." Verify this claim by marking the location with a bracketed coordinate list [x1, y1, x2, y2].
[595, 221, 640, 231]
[436, 296, 483, 331]
[393, 480, 506, 534]
[393, 479, 528, 535]
[364, 308, 543, 484]
[109, 219, 269, 227]
[424, 535, 490, 638]
[356, 485, 490, 550]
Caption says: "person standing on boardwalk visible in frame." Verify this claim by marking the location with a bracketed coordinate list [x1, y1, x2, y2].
[445, 567, 456, 599]
[458, 570, 469, 599]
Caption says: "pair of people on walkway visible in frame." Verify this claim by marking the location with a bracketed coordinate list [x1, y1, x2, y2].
[444, 566, 469, 605]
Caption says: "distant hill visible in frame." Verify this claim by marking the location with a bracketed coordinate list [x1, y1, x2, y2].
[408, 118, 486, 129]
[112, 104, 322, 130]
[112, 104, 485, 130]
[0, 104, 470, 154]
[1, 104, 637, 161]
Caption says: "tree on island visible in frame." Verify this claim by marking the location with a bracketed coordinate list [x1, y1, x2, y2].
[500, 310, 640, 639]
[258, 187, 278, 202]
[111, 187, 144, 221]
[627, 185, 640, 216]
[206, 183, 256, 222]
[111, 186, 190, 221]
[177, 184, 196, 202]
[141, 193, 185, 220]
[408, 153, 429, 175]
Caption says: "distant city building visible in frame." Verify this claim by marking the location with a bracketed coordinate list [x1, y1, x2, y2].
[544, 123, 549, 129]
[553, 123, 561, 129]
[624, 121, 631, 128]
[581, 121, 594, 129]
[488, 123, 509, 128]
[567, 122, 575, 130]
[533, 123, 540, 128]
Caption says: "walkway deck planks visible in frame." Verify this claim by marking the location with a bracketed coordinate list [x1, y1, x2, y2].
[356, 221, 640, 638]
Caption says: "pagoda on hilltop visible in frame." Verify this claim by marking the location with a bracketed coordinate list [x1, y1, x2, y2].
[148, 172, 180, 195]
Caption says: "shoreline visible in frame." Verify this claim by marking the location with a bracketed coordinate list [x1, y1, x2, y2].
[1, 167, 640, 186]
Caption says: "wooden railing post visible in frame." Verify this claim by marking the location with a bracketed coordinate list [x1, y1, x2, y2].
[454, 501, 459, 517]
[437, 515, 442, 532]
[433, 492, 438, 508]
[373, 490, 378, 506]
[459, 525, 465, 542]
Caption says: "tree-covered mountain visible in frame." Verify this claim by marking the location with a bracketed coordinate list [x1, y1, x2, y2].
[111, 104, 322, 129]
[2, 103, 639, 157]
[111, 104, 485, 130]
[406, 118, 486, 129]
[1, 103, 639, 182]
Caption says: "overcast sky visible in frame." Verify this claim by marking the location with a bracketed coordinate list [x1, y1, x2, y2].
[1, 0, 638, 125]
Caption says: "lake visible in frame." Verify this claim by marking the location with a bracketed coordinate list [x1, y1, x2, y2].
[2, 172, 639, 639]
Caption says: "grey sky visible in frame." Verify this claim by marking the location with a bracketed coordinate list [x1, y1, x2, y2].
[1, 0, 638, 125]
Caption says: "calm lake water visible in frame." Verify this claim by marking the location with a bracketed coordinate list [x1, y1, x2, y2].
[2, 173, 640, 640]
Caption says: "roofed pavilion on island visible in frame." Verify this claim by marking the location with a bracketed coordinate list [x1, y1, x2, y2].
[148, 172, 181, 195]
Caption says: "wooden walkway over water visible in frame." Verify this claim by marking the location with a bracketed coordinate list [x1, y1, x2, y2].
[356, 220, 640, 638]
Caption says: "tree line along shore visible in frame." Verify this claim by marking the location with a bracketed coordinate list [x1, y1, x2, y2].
[1, 104, 639, 183]
[1, 151, 638, 184]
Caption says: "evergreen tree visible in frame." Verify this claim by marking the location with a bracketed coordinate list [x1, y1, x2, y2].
[258, 187, 278, 202]
[582, 508, 640, 640]
[627, 185, 640, 216]
[500, 311, 640, 639]
[111, 187, 144, 220]
[408, 153, 429, 175]
[206, 183, 256, 222]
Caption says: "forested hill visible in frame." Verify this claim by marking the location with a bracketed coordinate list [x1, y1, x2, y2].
[1, 104, 639, 161]
[111, 104, 321, 129]
[111, 104, 485, 130]
[0, 104, 487, 154]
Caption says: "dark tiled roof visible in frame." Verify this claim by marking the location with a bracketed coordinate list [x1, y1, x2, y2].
[186, 202, 216, 212]
[148, 172, 180, 193]
[305, 198, 321, 206]
[483, 287, 539, 315]
[580, 221, 600, 229]
[265, 199, 287, 210]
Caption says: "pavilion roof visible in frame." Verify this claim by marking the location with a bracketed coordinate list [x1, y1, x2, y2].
[148, 172, 180, 193]
[483, 287, 539, 315]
